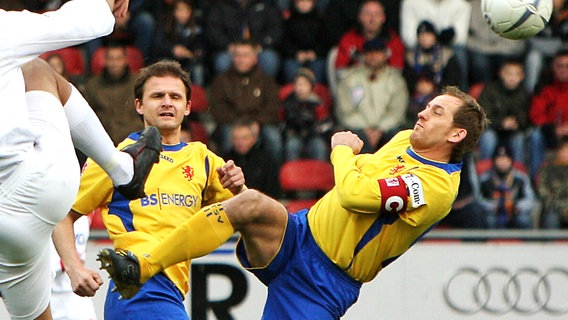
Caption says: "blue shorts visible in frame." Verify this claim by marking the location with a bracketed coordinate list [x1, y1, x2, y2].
[236, 209, 362, 320]
[104, 273, 188, 320]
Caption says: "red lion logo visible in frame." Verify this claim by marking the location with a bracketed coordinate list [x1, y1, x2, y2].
[389, 164, 405, 175]
[182, 165, 194, 181]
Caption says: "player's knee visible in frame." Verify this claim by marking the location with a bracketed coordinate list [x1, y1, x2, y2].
[21, 58, 59, 95]
[226, 189, 270, 222]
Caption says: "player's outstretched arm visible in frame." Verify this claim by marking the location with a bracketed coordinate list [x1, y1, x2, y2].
[52, 210, 103, 297]
[216, 160, 247, 195]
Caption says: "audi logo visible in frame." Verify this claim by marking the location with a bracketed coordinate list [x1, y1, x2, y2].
[443, 266, 568, 315]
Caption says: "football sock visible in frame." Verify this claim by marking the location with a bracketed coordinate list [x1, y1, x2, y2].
[140, 203, 235, 282]
[63, 83, 133, 186]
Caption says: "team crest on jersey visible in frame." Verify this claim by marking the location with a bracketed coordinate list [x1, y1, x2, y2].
[389, 164, 405, 175]
[182, 165, 194, 181]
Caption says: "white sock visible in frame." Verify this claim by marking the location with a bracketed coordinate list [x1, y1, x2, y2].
[63, 84, 133, 186]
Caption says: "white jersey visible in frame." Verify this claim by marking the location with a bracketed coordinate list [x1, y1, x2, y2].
[0, 0, 114, 182]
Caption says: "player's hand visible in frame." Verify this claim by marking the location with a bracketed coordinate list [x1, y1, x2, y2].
[67, 266, 104, 297]
[217, 160, 246, 194]
[331, 131, 364, 155]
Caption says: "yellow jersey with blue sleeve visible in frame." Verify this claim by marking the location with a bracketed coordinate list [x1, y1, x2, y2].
[72, 131, 234, 295]
[308, 129, 461, 283]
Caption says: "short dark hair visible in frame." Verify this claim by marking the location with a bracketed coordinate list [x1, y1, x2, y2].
[134, 60, 192, 102]
[442, 86, 488, 162]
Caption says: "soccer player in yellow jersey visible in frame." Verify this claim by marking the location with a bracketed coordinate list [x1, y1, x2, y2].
[100, 86, 488, 319]
[52, 60, 246, 320]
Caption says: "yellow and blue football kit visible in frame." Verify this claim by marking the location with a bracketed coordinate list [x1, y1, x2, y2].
[236, 130, 462, 319]
[73, 131, 234, 319]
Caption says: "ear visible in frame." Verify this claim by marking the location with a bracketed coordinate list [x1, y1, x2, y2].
[184, 100, 191, 116]
[135, 98, 144, 115]
[448, 128, 467, 143]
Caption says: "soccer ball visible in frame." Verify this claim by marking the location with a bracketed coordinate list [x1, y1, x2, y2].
[481, 0, 553, 40]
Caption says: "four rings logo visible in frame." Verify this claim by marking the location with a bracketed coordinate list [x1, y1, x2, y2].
[443, 266, 568, 315]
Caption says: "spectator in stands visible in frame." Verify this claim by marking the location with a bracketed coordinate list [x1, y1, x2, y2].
[323, 0, 401, 48]
[334, 0, 405, 78]
[403, 20, 462, 94]
[539, 136, 568, 229]
[84, 0, 156, 64]
[281, 0, 328, 84]
[479, 146, 537, 229]
[336, 38, 408, 154]
[440, 152, 487, 228]
[152, 0, 207, 86]
[276, 0, 329, 15]
[209, 40, 282, 163]
[84, 43, 142, 144]
[466, 0, 525, 86]
[205, 0, 283, 77]
[224, 119, 281, 198]
[477, 58, 530, 165]
[528, 49, 568, 179]
[400, 0, 471, 90]
[282, 68, 331, 161]
[405, 69, 439, 129]
[524, 0, 568, 93]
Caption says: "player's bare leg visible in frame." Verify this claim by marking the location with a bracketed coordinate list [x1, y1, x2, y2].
[34, 305, 53, 320]
[223, 189, 288, 267]
[22, 59, 161, 199]
[98, 189, 288, 298]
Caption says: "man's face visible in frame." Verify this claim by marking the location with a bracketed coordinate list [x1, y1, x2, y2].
[135, 76, 190, 131]
[231, 126, 257, 155]
[105, 47, 129, 79]
[174, 1, 192, 25]
[499, 63, 524, 90]
[417, 32, 437, 50]
[410, 94, 462, 151]
[494, 155, 513, 174]
[294, 76, 313, 99]
[295, 0, 315, 13]
[363, 49, 388, 70]
[358, 2, 385, 34]
[553, 55, 568, 83]
[232, 44, 258, 73]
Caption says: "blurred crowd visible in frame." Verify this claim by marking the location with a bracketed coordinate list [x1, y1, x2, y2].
[10, 0, 568, 229]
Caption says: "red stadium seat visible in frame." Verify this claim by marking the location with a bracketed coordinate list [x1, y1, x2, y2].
[469, 82, 485, 100]
[40, 47, 86, 76]
[90, 45, 145, 75]
[279, 159, 334, 212]
[188, 120, 209, 145]
[90, 207, 105, 230]
[190, 85, 209, 113]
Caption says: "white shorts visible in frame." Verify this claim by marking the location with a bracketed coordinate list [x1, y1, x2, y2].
[51, 292, 97, 320]
[0, 91, 80, 319]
